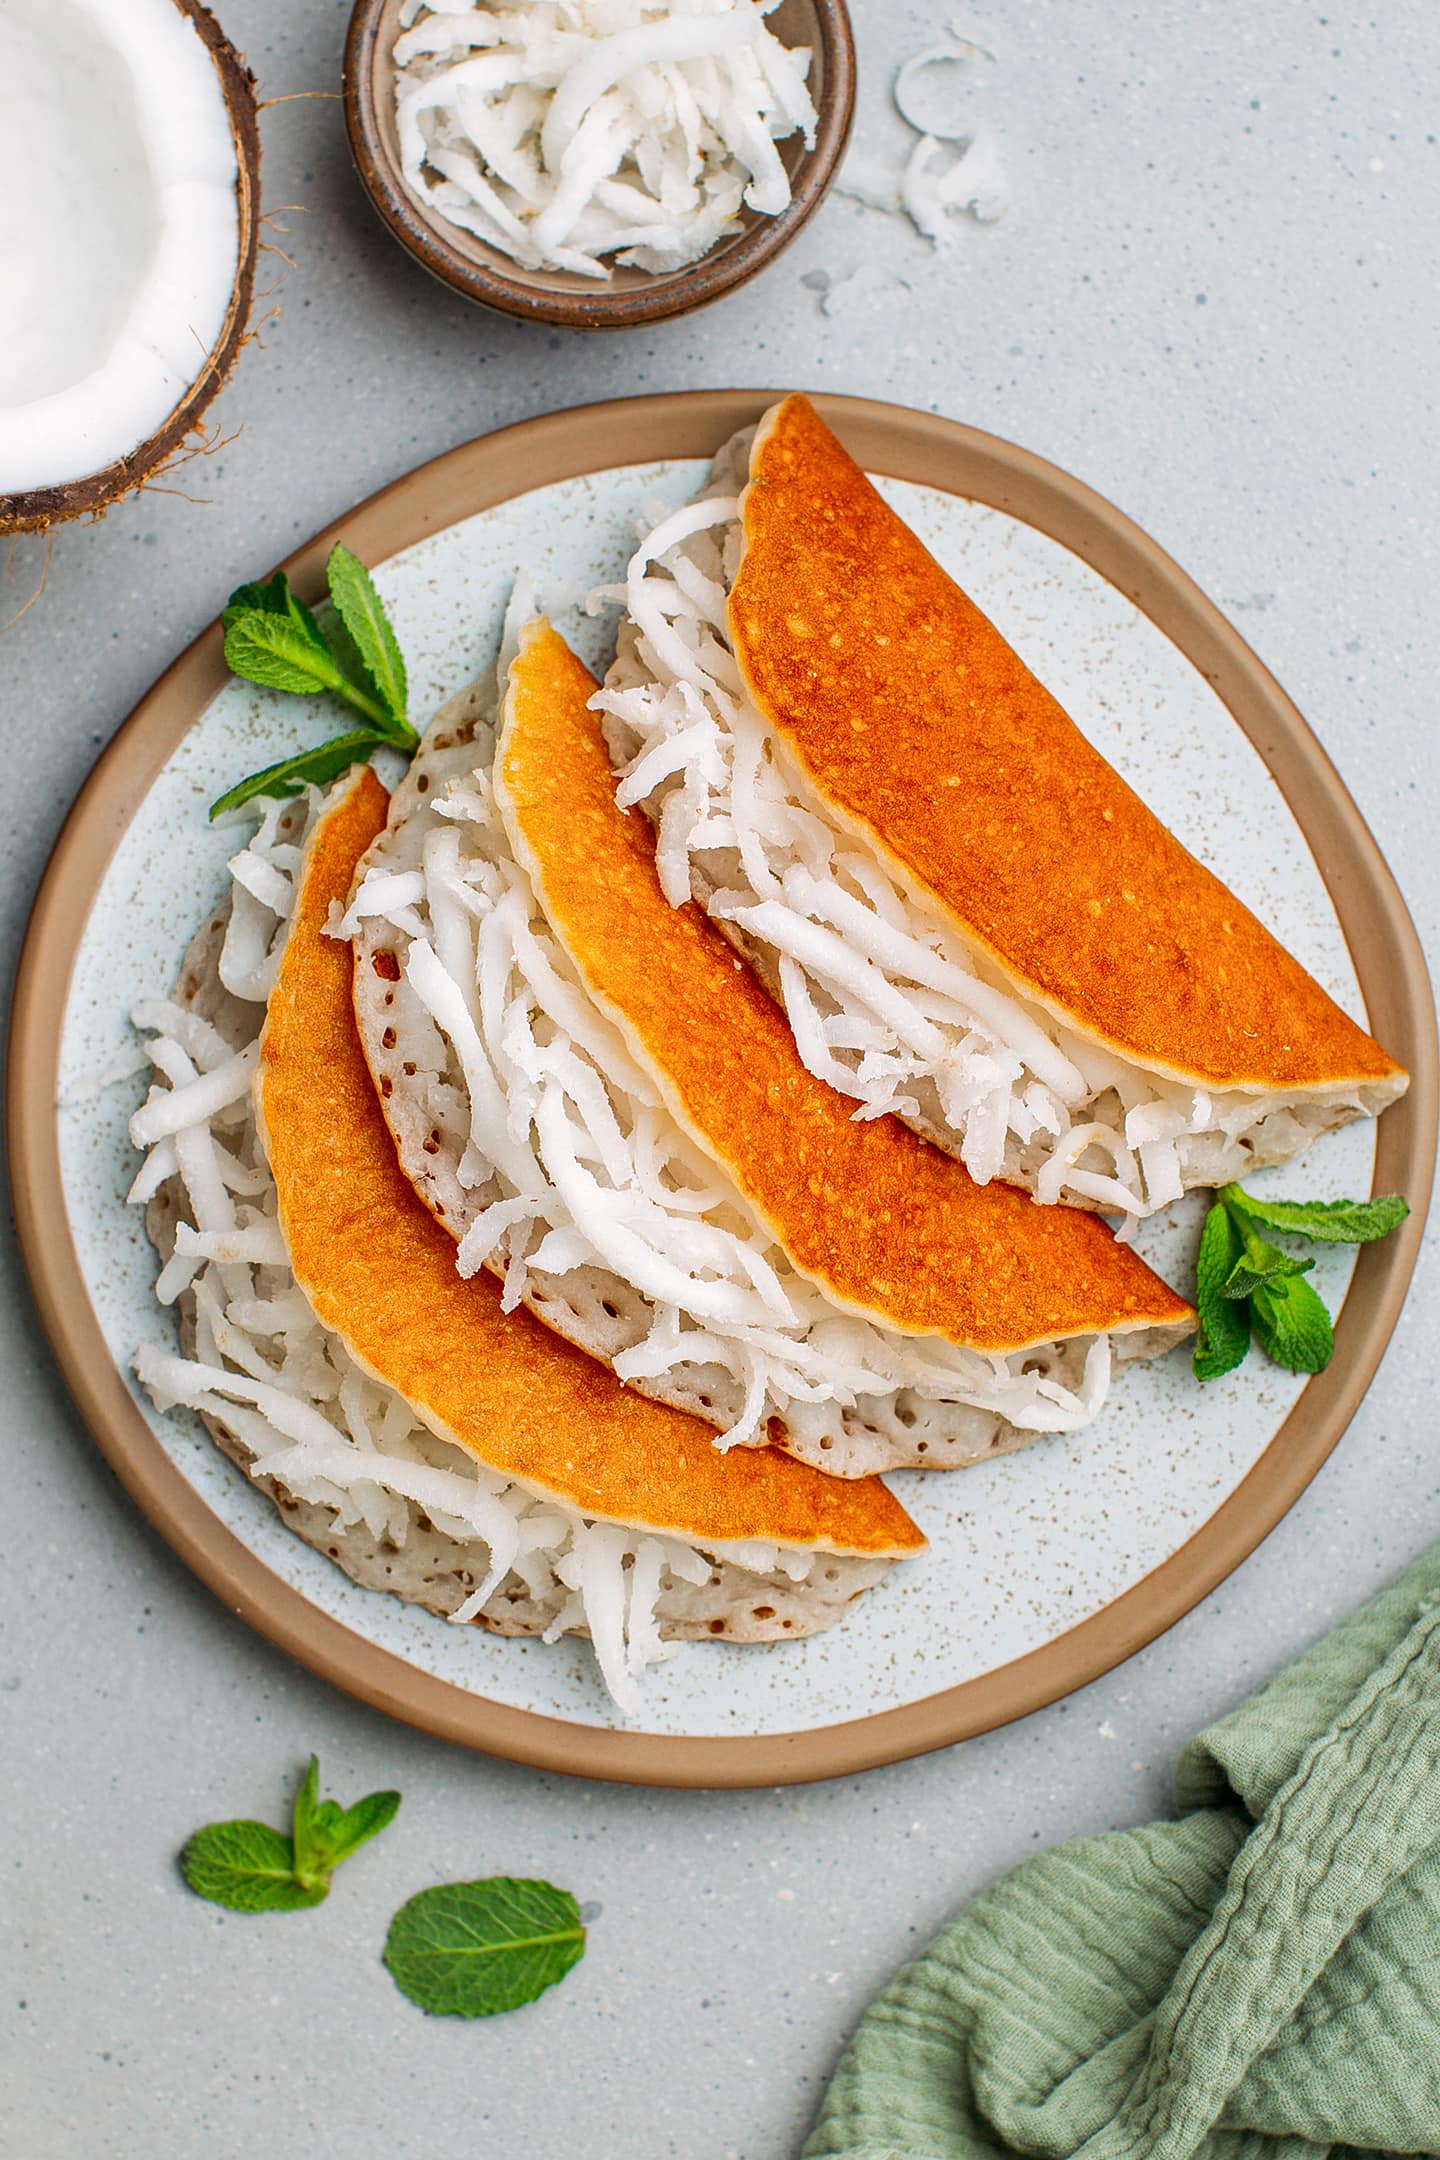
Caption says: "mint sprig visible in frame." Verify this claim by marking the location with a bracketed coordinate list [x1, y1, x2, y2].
[289, 1754, 400, 1883]
[180, 1755, 400, 1913]
[383, 1877, 586, 2018]
[210, 545, 416, 819]
[1192, 1180, 1408, 1382]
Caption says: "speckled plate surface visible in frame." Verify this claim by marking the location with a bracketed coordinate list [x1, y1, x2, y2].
[9, 393, 1435, 1786]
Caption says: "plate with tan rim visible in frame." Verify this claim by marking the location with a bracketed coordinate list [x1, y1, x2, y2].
[9, 391, 1435, 1788]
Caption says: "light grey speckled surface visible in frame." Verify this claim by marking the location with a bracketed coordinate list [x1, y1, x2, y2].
[2, 4, 1437, 2156]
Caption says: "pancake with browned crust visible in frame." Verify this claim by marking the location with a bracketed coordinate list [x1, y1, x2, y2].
[263, 769, 920, 1559]
[345, 636, 1189, 1482]
[497, 620, 1192, 1357]
[734, 397, 1403, 1094]
[595, 396, 1406, 1218]
[132, 777, 919, 1695]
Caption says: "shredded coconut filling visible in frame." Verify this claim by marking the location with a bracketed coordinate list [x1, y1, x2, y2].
[343, 726, 1126, 1462]
[392, 0, 817, 279]
[127, 786, 872, 1716]
[592, 481, 1395, 1219]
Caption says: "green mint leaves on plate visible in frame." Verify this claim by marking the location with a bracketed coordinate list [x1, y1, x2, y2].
[180, 1755, 400, 1913]
[383, 1877, 587, 2018]
[1192, 1181, 1409, 1382]
[209, 545, 415, 820]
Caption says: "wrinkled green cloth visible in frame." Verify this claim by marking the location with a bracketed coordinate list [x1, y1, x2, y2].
[805, 1550, 1440, 2160]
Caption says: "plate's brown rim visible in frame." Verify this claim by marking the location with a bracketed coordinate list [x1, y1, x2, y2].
[341, 0, 856, 330]
[8, 390, 1435, 1790]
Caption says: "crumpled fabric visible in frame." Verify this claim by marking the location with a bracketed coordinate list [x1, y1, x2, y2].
[804, 1549, 1440, 2160]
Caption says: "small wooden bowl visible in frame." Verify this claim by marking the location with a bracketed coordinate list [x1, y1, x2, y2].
[343, 0, 855, 330]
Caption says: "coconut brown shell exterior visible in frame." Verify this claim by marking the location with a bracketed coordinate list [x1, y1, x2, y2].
[0, 0, 262, 536]
[256, 765, 923, 1558]
[497, 621, 1193, 1356]
[728, 394, 1406, 1097]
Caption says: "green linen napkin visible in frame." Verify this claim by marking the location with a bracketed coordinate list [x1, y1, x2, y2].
[804, 1549, 1440, 2160]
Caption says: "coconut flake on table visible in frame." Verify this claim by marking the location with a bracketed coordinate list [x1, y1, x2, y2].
[802, 264, 913, 320]
[391, 0, 818, 278]
[893, 21, 997, 137]
[901, 126, 1008, 239]
[834, 16, 1009, 246]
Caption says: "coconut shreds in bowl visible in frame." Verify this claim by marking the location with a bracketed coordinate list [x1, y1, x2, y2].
[392, 0, 818, 278]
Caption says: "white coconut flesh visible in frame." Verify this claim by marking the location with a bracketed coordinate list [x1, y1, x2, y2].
[0, 0, 245, 500]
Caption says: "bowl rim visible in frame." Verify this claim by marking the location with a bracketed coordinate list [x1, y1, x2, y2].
[341, 0, 856, 329]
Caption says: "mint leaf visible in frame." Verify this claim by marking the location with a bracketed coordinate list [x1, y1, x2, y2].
[327, 545, 412, 744]
[1223, 1187, 1410, 1245]
[180, 1821, 326, 1914]
[208, 729, 385, 820]
[1192, 1200, 1251, 1380]
[224, 610, 358, 702]
[224, 609, 390, 731]
[222, 572, 329, 660]
[181, 1757, 401, 1911]
[321, 1789, 402, 1868]
[291, 1753, 400, 1880]
[1222, 1225, 1315, 1302]
[383, 1878, 586, 2018]
[222, 571, 293, 629]
[1250, 1270, 1335, 1373]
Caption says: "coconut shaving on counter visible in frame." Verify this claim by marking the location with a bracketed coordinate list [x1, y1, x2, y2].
[392, 0, 817, 276]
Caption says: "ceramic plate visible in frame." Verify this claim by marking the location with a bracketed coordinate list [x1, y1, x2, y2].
[9, 393, 1435, 1786]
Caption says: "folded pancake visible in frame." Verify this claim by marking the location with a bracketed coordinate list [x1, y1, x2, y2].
[497, 619, 1191, 1360]
[131, 768, 919, 1715]
[596, 394, 1407, 1218]
[347, 630, 1190, 1483]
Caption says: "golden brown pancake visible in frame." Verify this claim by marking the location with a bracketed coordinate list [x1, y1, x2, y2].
[727, 394, 1404, 1098]
[496, 621, 1194, 1357]
[255, 765, 923, 1558]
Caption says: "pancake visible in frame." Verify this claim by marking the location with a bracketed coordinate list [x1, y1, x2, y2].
[346, 652, 1186, 1481]
[258, 767, 919, 1557]
[129, 772, 918, 1715]
[596, 396, 1407, 1217]
[496, 619, 1192, 1356]
[734, 395, 1402, 1092]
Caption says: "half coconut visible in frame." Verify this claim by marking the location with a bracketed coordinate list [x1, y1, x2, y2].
[0, 0, 261, 535]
